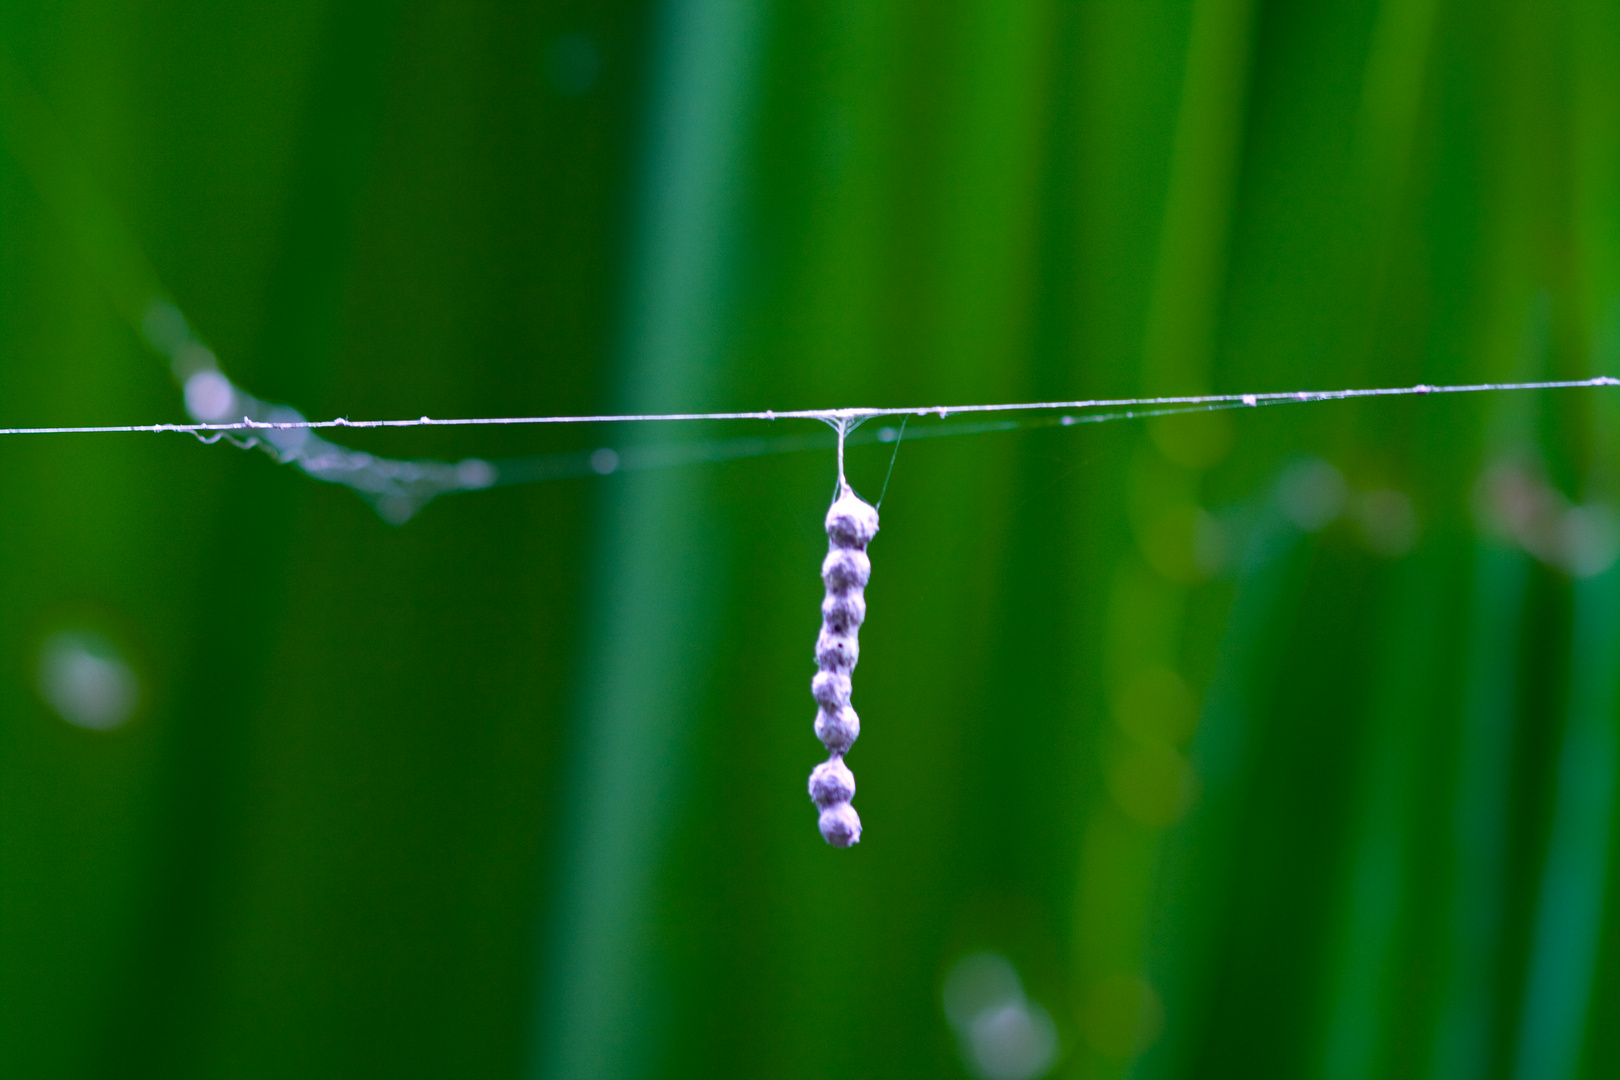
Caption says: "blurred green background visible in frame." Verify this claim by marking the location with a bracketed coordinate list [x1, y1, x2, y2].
[4, 1, 1620, 1078]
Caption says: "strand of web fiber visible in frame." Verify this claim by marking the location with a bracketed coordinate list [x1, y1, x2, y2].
[810, 474, 878, 847]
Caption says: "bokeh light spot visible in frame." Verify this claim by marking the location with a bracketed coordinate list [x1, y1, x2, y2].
[1113, 665, 1199, 745]
[1140, 504, 1222, 582]
[1276, 458, 1347, 531]
[184, 370, 235, 422]
[943, 952, 1059, 1080]
[1078, 973, 1163, 1059]
[1108, 740, 1198, 828]
[141, 299, 189, 354]
[38, 629, 139, 731]
[456, 458, 497, 489]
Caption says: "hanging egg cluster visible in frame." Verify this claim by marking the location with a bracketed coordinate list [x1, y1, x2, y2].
[809, 485, 879, 846]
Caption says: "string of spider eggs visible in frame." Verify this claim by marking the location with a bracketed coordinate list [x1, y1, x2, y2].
[806, 416, 888, 847]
